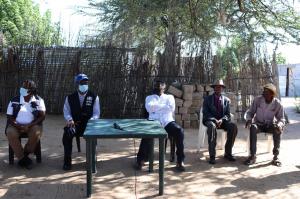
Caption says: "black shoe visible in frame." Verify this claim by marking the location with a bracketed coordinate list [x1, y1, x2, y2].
[224, 154, 236, 162]
[209, 157, 216, 165]
[63, 163, 72, 171]
[175, 162, 185, 172]
[244, 156, 256, 165]
[25, 157, 33, 169]
[271, 156, 282, 167]
[18, 156, 33, 169]
[63, 156, 72, 171]
[134, 161, 145, 171]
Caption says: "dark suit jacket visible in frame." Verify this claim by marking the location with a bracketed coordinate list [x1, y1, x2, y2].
[202, 94, 231, 124]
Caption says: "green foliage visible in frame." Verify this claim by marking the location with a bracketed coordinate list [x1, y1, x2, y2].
[78, 0, 300, 78]
[82, 0, 300, 48]
[0, 0, 63, 46]
[81, 0, 220, 49]
[276, 52, 286, 64]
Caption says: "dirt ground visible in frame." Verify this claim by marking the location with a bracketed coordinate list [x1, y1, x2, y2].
[0, 97, 299, 199]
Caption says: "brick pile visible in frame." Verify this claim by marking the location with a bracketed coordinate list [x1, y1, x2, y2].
[167, 84, 237, 128]
[168, 84, 205, 129]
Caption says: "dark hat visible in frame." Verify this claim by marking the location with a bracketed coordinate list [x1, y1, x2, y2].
[210, 79, 226, 88]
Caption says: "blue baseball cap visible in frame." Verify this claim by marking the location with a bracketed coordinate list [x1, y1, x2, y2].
[75, 73, 88, 84]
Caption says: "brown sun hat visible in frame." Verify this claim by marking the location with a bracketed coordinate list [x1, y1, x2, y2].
[263, 83, 277, 95]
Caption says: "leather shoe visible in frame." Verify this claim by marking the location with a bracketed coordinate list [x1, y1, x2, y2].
[18, 156, 33, 169]
[175, 162, 185, 172]
[272, 156, 282, 167]
[224, 154, 236, 162]
[63, 163, 72, 171]
[63, 156, 72, 171]
[209, 157, 216, 164]
[244, 156, 256, 165]
[134, 161, 145, 170]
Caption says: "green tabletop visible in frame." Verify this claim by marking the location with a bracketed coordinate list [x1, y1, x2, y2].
[83, 119, 167, 197]
[84, 119, 167, 138]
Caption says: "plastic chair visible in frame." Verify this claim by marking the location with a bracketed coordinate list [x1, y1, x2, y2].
[244, 110, 272, 154]
[165, 136, 175, 162]
[245, 133, 272, 154]
[9, 134, 42, 165]
[197, 107, 227, 151]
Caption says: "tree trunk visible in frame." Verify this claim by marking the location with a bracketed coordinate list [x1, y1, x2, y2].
[160, 31, 179, 76]
[272, 48, 281, 100]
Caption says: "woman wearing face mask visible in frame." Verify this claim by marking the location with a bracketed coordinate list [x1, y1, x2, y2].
[62, 73, 100, 170]
[6, 80, 46, 169]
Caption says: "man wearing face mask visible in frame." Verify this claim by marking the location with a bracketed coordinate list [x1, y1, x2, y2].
[202, 80, 238, 164]
[244, 83, 285, 166]
[6, 80, 46, 169]
[135, 80, 185, 172]
[62, 73, 100, 170]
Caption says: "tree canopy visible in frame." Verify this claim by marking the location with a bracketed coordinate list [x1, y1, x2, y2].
[0, 0, 62, 46]
[81, 0, 300, 49]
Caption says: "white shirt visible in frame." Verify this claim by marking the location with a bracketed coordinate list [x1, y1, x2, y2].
[63, 92, 100, 122]
[6, 96, 46, 125]
[145, 93, 175, 127]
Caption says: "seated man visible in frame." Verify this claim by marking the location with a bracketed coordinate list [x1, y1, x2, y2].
[244, 83, 285, 166]
[62, 73, 100, 170]
[136, 80, 185, 172]
[202, 80, 238, 164]
[6, 80, 46, 169]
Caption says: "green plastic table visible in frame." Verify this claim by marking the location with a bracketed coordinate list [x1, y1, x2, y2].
[83, 119, 168, 198]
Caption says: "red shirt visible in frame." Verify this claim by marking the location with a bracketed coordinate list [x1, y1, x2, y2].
[214, 94, 222, 119]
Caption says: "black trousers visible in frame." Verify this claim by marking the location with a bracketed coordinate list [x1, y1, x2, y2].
[62, 123, 87, 159]
[137, 121, 185, 163]
[205, 121, 238, 158]
[249, 123, 281, 157]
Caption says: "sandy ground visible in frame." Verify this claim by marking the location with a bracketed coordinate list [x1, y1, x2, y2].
[0, 97, 299, 199]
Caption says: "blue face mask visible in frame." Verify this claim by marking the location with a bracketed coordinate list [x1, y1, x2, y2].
[20, 87, 29, 97]
[79, 85, 88, 93]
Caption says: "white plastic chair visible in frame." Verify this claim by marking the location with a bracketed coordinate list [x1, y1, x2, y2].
[197, 107, 227, 152]
[244, 110, 273, 154]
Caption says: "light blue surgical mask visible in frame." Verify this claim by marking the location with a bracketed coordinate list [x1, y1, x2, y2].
[20, 87, 29, 97]
[79, 85, 88, 93]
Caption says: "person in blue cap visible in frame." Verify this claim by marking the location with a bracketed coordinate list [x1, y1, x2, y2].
[62, 73, 100, 170]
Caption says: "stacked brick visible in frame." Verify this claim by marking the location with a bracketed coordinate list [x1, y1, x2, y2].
[168, 84, 237, 128]
[225, 92, 238, 122]
[203, 86, 238, 122]
[168, 84, 205, 129]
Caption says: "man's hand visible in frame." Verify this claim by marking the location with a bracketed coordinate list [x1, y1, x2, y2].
[216, 120, 222, 128]
[275, 123, 284, 134]
[67, 120, 75, 128]
[14, 123, 23, 131]
[19, 124, 30, 132]
[245, 120, 252, 128]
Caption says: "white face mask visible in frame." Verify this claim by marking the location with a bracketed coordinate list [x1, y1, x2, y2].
[20, 87, 29, 97]
[79, 85, 88, 93]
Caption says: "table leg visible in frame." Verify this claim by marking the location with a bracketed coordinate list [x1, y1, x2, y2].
[159, 137, 165, 195]
[148, 138, 154, 172]
[92, 139, 97, 174]
[86, 138, 92, 197]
